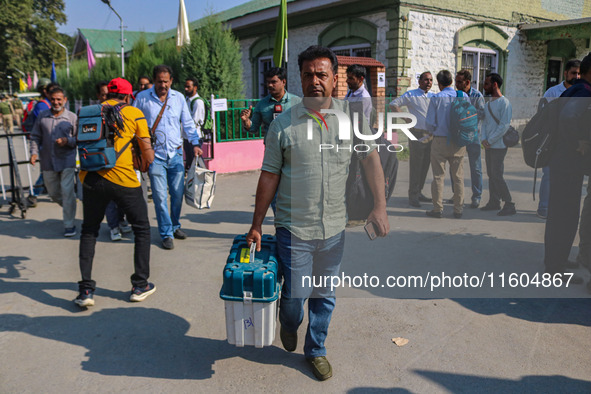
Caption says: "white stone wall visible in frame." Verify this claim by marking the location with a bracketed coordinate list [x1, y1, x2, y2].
[239, 37, 257, 99]
[361, 12, 389, 67]
[407, 11, 465, 92]
[284, 22, 331, 96]
[407, 11, 549, 122]
[236, 11, 388, 98]
[574, 38, 588, 59]
[503, 29, 546, 123]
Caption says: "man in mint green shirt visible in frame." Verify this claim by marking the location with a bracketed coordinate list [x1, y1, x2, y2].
[240, 67, 300, 143]
[246, 46, 389, 381]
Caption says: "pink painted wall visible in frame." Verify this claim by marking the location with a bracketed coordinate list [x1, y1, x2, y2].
[203, 140, 265, 173]
[202, 131, 399, 174]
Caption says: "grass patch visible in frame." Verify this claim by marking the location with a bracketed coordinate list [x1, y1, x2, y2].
[397, 146, 410, 161]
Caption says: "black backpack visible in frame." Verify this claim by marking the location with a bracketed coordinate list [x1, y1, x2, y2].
[521, 97, 565, 198]
[522, 98, 565, 169]
[346, 134, 398, 221]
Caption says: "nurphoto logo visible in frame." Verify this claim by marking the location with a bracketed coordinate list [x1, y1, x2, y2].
[305, 109, 418, 152]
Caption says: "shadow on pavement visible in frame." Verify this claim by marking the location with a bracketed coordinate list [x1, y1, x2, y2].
[338, 231, 591, 325]
[452, 298, 591, 327]
[387, 196, 545, 224]
[413, 370, 591, 392]
[0, 256, 130, 312]
[347, 388, 412, 393]
[0, 218, 68, 240]
[184, 210, 273, 226]
[0, 308, 309, 380]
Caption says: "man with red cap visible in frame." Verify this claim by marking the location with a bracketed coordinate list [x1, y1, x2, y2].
[75, 77, 156, 308]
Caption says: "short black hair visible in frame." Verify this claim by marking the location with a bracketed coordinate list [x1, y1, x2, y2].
[185, 77, 199, 89]
[298, 45, 338, 75]
[456, 69, 472, 81]
[486, 73, 503, 88]
[346, 64, 366, 79]
[436, 70, 453, 87]
[153, 64, 173, 81]
[580, 53, 591, 75]
[95, 80, 108, 94]
[138, 75, 152, 83]
[48, 86, 66, 96]
[264, 67, 287, 81]
[46, 82, 60, 92]
[107, 92, 127, 100]
[565, 59, 581, 73]
[419, 71, 432, 81]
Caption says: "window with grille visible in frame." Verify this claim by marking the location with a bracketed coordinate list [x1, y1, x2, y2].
[258, 56, 273, 98]
[331, 44, 372, 58]
[461, 47, 498, 93]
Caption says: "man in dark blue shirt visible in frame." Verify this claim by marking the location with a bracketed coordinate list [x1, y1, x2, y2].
[543, 53, 591, 287]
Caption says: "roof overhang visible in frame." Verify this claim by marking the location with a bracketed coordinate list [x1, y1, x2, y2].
[519, 17, 591, 41]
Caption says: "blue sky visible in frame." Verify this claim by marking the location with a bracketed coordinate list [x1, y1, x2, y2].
[58, 0, 250, 36]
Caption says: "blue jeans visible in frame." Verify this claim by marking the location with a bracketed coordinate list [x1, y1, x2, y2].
[105, 201, 123, 229]
[538, 166, 550, 215]
[466, 143, 482, 202]
[449, 142, 482, 202]
[275, 227, 345, 358]
[149, 152, 185, 240]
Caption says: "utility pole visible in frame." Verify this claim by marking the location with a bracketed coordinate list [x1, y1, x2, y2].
[101, 0, 125, 77]
[51, 38, 70, 78]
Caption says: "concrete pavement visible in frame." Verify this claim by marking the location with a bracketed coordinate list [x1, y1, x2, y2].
[0, 147, 590, 393]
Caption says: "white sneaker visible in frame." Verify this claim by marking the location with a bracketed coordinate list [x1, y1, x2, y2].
[119, 221, 132, 234]
[110, 227, 122, 241]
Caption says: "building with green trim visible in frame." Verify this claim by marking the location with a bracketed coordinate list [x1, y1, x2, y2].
[72, 28, 167, 58]
[73, 0, 591, 123]
[163, 0, 588, 123]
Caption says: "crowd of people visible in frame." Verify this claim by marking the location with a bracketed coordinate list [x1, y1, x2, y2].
[2, 45, 591, 381]
[8, 66, 208, 309]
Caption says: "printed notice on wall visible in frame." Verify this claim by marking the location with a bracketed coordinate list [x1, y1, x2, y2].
[377, 72, 386, 88]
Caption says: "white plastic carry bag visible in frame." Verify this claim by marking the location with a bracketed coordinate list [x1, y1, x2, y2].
[185, 157, 216, 209]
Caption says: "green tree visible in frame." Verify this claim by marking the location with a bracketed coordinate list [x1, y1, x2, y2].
[56, 54, 121, 103]
[153, 38, 183, 90]
[126, 34, 163, 87]
[0, 0, 67, 90]
[126, 34, 183, 91]
[182, 16, 244, 100]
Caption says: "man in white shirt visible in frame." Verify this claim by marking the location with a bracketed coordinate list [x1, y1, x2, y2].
[390, 71, 434, 207]
[480, 73, 515, 216]
[345, 64, 372, 125]
[537, 59, 581, 219]
[183, 77, 205, 171]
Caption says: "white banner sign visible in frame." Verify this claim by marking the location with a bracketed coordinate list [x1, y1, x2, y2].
[377, 72, 386, 88]
[212, 98, 228, 112]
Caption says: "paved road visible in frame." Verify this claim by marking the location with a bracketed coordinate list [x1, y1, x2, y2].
[0, 147, 590, 393]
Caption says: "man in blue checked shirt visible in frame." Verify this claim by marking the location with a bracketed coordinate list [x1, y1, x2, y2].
[134, 64, 203, 250]
[454, 69, 485, 208]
